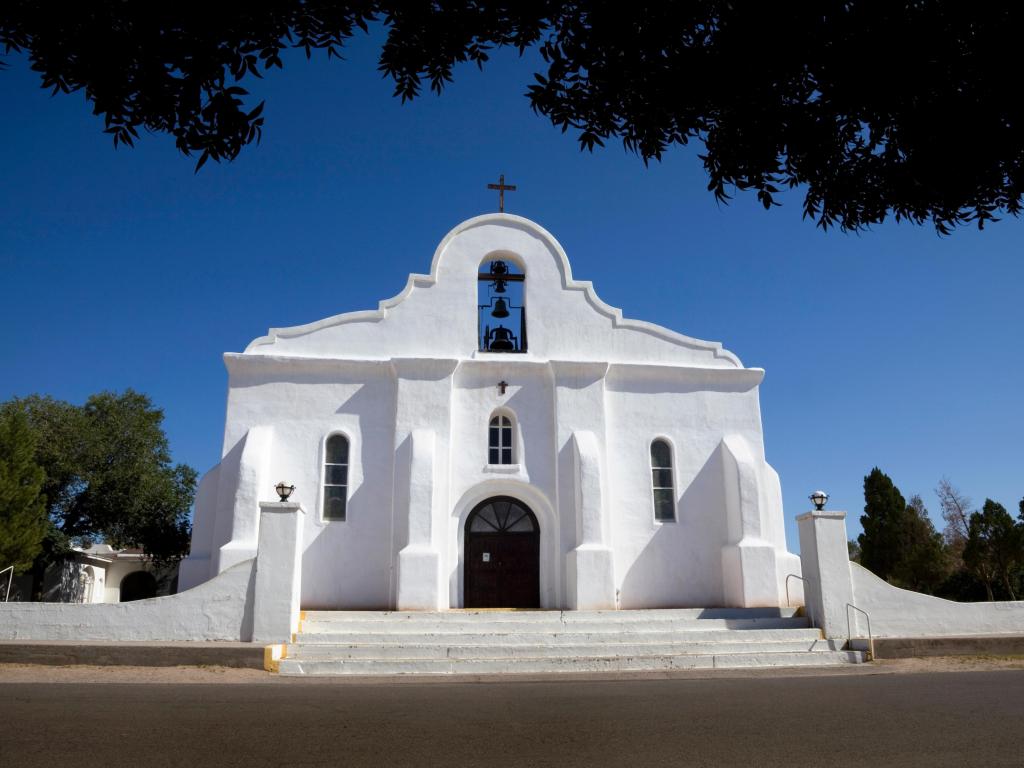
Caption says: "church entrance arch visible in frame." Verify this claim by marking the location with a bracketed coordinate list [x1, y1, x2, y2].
[464, 496, 540, 608]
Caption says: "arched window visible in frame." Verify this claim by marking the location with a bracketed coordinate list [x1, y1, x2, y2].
[489, 414, 514, 465]
[323, 434, 349, 521]
[650, 439, 676, 522]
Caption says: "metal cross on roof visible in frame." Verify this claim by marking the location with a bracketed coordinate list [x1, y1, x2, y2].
[487, 174, 517, 212]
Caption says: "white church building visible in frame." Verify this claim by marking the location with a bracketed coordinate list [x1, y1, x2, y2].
[178, 212, 801, 613]
[7, 209, 1023, 667]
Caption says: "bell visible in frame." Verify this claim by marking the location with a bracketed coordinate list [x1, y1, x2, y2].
[491, 298, 510, 318]
[489, 326, 515, 351]
[490, 260, 509, 293]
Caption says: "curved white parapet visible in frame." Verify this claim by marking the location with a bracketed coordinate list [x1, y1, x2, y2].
[0, 559, 255, 642]
[850, 562, 1024, 638]
[243, 214, 743, 368]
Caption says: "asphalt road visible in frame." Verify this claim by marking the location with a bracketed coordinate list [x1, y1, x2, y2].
[2, 670, 1023, 767]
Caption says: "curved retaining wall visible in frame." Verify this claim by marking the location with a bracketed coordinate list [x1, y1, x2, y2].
[851, 562, 1024, 638]
[0, 560, 255, 642]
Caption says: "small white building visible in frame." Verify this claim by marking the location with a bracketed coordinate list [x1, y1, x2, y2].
[179, 213, 800, 611]
[77, 545, 175, 603]
[6, 545, 174, 604]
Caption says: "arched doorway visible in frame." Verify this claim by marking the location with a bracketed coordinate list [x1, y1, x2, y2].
[119, 570, 157, 602]
[464, 496, 539, 608]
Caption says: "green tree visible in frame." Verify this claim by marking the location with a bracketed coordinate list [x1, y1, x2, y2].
[0, 408, 48, 573]
[1, 390, 196, 594]
[61, 391, 196, 562]
[859, 469, 947, 593]
[899, 495, 950, 594]
[5, 3, 1024, 231]
[963, 500, 1023, 600]
[859, 468, 909, 581]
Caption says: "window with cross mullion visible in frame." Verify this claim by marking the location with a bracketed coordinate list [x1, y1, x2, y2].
[650, 439, 676, 522]
[489, 415, 514, 465]
[323, 434, 349, 521]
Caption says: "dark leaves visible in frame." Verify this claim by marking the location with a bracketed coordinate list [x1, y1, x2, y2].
[7, 3, 1024, 231]
[3, 3, 379, 172]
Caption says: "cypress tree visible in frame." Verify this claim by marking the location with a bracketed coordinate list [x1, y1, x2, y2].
[0, 409, 48, 574]
[859, 469, 948, 593]
[858, 467, 908, 581]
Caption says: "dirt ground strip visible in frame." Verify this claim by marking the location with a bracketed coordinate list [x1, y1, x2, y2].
[1, 655, 1021, 685]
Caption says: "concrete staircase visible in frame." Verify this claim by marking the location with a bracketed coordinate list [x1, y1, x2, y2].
[277, 608, 866, 676]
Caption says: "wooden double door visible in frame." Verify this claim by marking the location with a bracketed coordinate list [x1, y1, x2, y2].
[464, 497, 540, 609]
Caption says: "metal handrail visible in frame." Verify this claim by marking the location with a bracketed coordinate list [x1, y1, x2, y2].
[846, 602, 874, 661]
[0, 565, 13, 603]
[784, 573, 815, 629]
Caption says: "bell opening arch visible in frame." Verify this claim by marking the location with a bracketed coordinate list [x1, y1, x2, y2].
[478, 252, 527, 353]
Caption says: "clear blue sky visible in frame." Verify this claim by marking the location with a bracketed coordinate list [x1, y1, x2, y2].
[2, 32, 1021, 554]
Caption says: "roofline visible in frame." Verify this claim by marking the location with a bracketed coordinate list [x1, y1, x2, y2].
[244, 213, 742, 367]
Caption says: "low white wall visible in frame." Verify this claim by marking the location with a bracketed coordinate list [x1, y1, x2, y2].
[851, 562, 1024, 638]
[0, 560, 255, 642]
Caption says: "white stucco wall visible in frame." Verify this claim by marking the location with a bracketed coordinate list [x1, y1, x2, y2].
[0, 560, 255, 641]
[180, 213, 798, 611]
[850, 562, 1024, 638]
[605, 365, 777, 607]
[798, 510, 1024, 639]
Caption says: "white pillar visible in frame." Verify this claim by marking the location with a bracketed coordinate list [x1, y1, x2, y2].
[718, 435, 783, 607]
[567, 431, 616, 610]
[551, 361, 614, 610]
[252, 501, 305, 643]
[390, 359, 455, 610]
[218, 425, 275, 574]
[797, 509, 856, 639]
[396, 429, 443, 610]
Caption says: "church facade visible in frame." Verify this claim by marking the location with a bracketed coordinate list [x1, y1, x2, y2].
[179, 213, 800, 611]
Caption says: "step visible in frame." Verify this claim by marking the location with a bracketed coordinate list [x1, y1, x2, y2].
[278, 608, 855, 677]
[292, 627, 824, 646]
[285, 638, 844, 661]
[299, 617, 811, 635]
[302, 608, 802, 623]
[278, 650, 866, 676]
